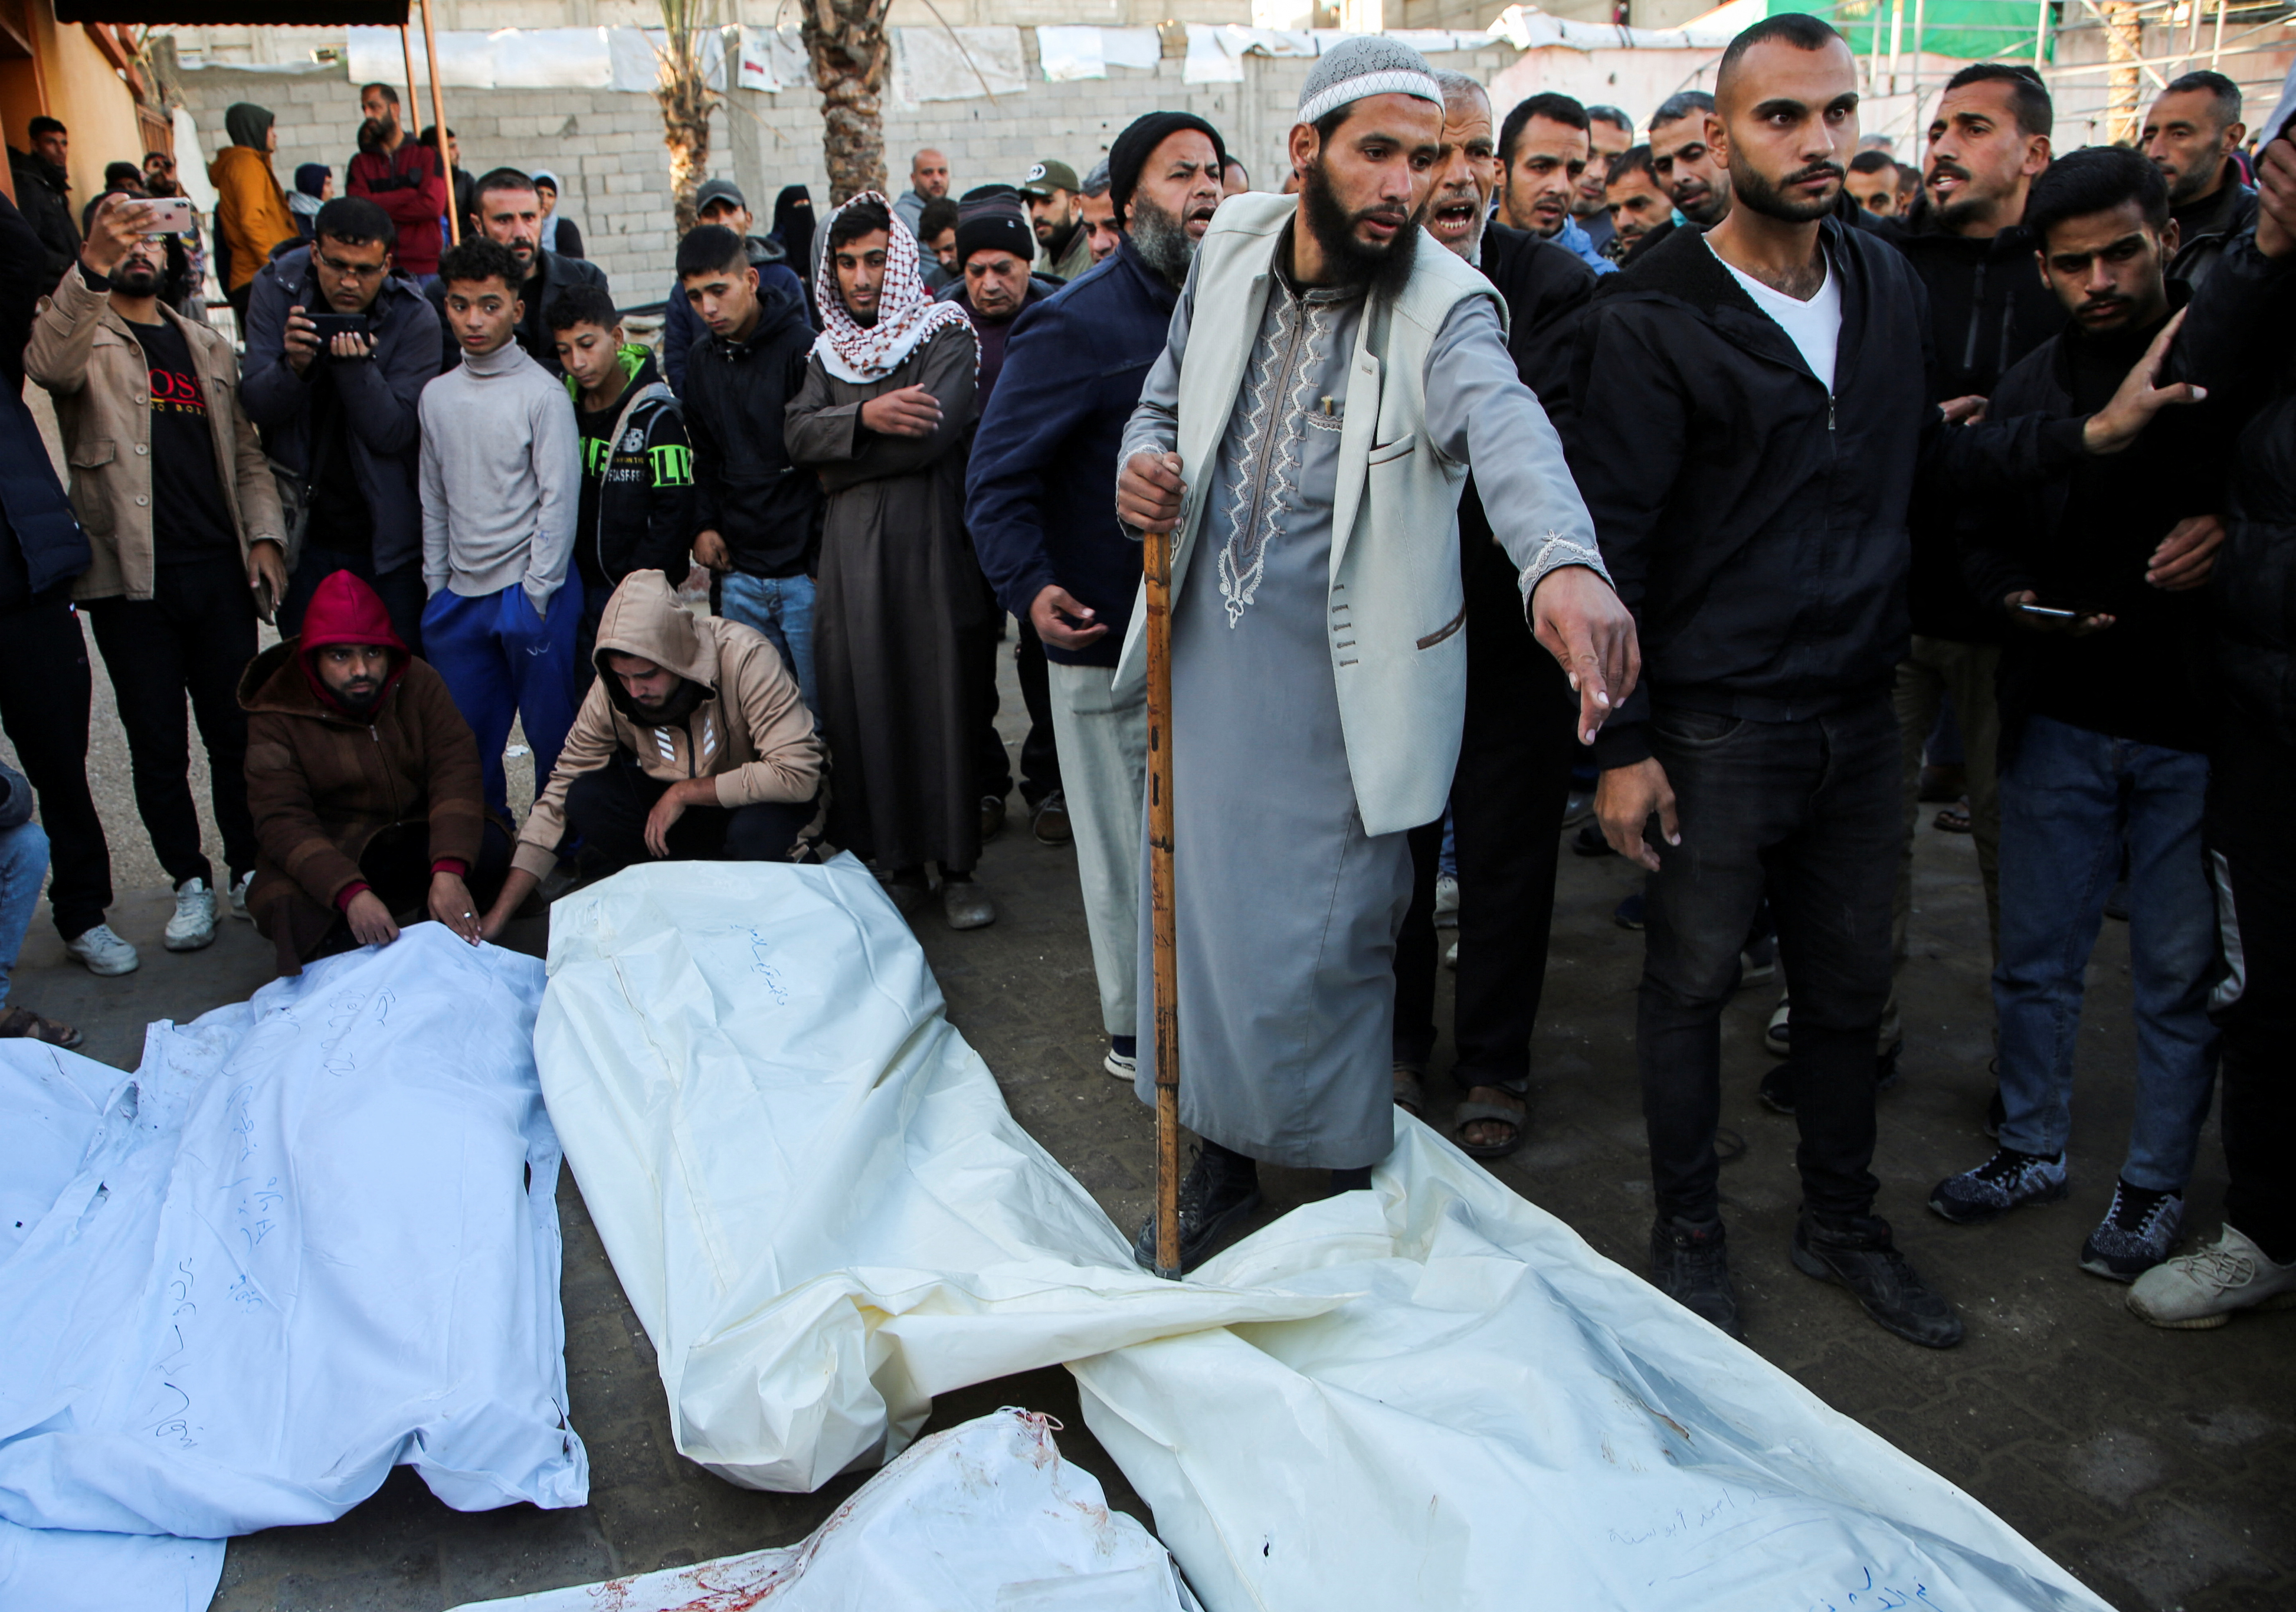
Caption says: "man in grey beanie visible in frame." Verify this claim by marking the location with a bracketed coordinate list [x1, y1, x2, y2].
[1111, 37, 1633, 1268]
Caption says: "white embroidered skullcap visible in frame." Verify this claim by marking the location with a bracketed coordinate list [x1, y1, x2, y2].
[1297, 35, 1443, 127]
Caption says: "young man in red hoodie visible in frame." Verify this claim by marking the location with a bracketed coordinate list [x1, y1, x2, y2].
[237, 569, 506, 975]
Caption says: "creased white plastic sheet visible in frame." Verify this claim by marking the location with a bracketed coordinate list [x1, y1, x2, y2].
[1074, 1121, 2112, 1611]
[451, 1409, 1200, 1612]
[533, 859, 1338, 1493]
[0, 927, 587, 1609]
[540, 860, 2112, 1612]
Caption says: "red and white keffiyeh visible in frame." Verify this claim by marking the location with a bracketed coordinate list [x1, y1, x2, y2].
[811, 190, 977, 385]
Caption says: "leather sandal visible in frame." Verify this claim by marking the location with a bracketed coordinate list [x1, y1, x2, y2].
[0, 1004, 83, 1049]
[1391, 1063, 1427, 1118]
[1452, 1097, 1526, 1159]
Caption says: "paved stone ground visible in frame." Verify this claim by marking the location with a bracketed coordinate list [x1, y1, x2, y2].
[9, 650, 2290, 1611]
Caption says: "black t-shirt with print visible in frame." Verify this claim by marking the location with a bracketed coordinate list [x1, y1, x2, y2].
[124, 317, 239, 565]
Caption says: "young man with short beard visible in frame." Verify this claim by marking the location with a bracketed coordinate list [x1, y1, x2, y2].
[1390, 69, 1598, 1161]
[28, 192, 289, 958]
[1569, 15, 2199, 1349]
[1935, 148, 2230, 1286]
[1496, 92, 1614, 273]
[1113, 39, 1631, 1270]
[1077, 161, 1123, 266]
[1576, 104, 1634, 255]
[1645, 90, 1732, 254]
[1603, 144, 1673, 262]
[968, 110, 1228, 1082]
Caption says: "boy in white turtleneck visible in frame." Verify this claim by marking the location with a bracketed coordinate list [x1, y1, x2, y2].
[418, 236, 581, 817]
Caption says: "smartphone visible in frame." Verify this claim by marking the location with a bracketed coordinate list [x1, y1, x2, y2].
[306, 312, 371, 343]
[2013, 601, 2081, 621]
[145, 196, 195, 235]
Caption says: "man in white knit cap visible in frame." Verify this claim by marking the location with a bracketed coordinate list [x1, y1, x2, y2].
[1113, 35, 1635, 1268]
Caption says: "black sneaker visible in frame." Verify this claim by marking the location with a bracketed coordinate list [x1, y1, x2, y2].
[1758, 1062, 1797, 1116]
[1131, 1145, 1262, 1274]
[1791, 1212, 1964, 1348]
[1613, 891, 1646, 930]
[1928, 1145, 2068, 1225]
[2080, 1179, 2184, 1282]
[1649, 1215, 1744, 1339]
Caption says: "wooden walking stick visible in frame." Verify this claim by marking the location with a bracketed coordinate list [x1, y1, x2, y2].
[1144, 511, 1182, 1280]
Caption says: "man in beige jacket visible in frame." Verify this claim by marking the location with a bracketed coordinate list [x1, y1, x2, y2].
[480, 569, 824, 935]
[27, 192, 287, 961]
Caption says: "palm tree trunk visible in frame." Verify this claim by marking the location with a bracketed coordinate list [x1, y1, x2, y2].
[656, 0, 722, 235]
[802, 0, 894, 205]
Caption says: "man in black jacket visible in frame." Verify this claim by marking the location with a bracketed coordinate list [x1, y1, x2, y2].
[967, 110, 1226, 1080]
[549, 283, 696, 680]
[1573, 14, 2194, 1349]
[425, 168, 609, 375]
[241, 197, 443, 653]
[1769, 64, 2062, 1090]
[2143, 71, 2257, 289]
[1391, 69, 1596, 1159]
[660, 180, 808, 395]
[1932, 148, 2229, 1286]
[0, 189, 121, 975]
[677, 224, 824, 712]
[10, 116, 78, 280]
[2128, 138, 2296, 1327]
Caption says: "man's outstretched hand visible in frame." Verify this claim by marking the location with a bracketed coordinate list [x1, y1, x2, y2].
[1030, 584, 1109, 650]
[1529, 563, 1639, 746]
[2084, 309, 2203, 455]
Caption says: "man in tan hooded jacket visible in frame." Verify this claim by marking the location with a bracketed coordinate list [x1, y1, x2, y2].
[480, 569, 823, 935]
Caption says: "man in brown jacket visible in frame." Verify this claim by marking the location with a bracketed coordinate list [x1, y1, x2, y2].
[480, 569, 822, 936]
[27, 192, 288, 961]
[240, 568, 502, 977]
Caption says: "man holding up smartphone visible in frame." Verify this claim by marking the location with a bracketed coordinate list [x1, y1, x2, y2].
[25, 192, 287, 954]
[1936, 148, 2228, 1282]
[241, 195, 442, 653]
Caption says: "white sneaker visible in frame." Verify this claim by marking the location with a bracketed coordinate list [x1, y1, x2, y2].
[228, 869, 254, 920]
[1434, 873, 1461, 928]
[65, 922, 140, 976]
[164, 878, 219, 952]
[2127, 1223, 2296, 1329]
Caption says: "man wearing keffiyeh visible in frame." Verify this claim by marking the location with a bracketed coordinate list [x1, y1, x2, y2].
[786, 193, 998, 930]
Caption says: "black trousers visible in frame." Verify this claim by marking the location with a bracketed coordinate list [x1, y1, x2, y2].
[966, 611, 1060, 808]
[564, 753, 817, 878]
[280, 543, 427, 658]
[0, 599, 112, 939]
[1394, 542, 1580, 1091]
[2205, 724, 2296, 1263]
[1640, 694, 1901, 1224]
[85, 557, 259, 891]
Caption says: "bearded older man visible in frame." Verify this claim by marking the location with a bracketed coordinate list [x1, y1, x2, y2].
[969, 110, 1229, 1086]
[1112, 38, 1633, 1270]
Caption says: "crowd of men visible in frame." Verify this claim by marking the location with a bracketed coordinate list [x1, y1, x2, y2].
[2, 27, 2291, 1357]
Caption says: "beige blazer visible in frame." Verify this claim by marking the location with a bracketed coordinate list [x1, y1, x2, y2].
[25, 265, 283, 603]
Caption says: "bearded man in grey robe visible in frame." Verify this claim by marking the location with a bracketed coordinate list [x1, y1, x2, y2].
[1112, 37, 1639, 1269]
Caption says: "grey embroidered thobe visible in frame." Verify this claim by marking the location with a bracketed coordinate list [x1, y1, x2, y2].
[1123, 260, 1595, 1169]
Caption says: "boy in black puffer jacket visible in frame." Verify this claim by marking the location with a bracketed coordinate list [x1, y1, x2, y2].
[547, 285, 698, 682]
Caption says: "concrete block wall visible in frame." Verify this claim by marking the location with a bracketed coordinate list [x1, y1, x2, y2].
[172, 30, 1510, 307]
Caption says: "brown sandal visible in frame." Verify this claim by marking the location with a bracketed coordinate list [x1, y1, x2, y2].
[1934, 797, 1973, 834]
[0, 1005, 83, 1049]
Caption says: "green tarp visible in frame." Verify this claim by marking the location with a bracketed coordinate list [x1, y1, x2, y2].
[1768, 0, 2050, 63]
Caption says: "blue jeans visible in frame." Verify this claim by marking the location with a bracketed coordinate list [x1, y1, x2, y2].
[421, 584, 582, 819]
[717, 571, 817, 714]
[0, 821, 49, 1010]
[1994, 715, 2219, 1192]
